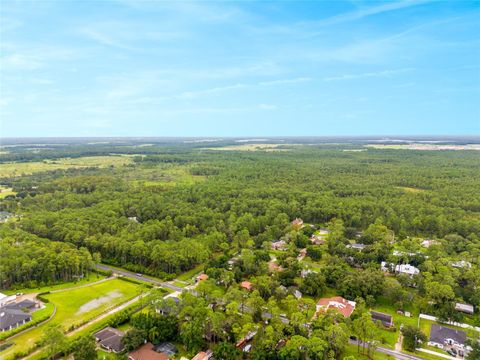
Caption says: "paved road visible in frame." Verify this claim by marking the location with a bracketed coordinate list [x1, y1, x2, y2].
[349, 339, 426, 360]
[95, 263, 184, 292]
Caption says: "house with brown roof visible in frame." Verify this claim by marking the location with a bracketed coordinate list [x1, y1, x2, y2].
[128, 342, 169, 360]
[316, 296, 356, 318]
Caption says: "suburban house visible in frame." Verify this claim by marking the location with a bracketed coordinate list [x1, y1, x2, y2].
[191, 350, 213, 360]
[156, 296, 180, 316]
[370, 311, 393, 328]
[0, 307, 32, 332]
[128, 342, 169, 360]
[268, 260, 283, 273]
[236, 330, 257, 352]
[455, 303, 475, 315]
[346, 243, 366, 251]
[94, 327, 125, 353]
[240, 281, 253, 291]
[381, 262, 420, 276]
[452, 260, 472, 269]
[271, 240, 288, 251]
[421, 239, 439, 248]
[309, 235, 325, 245]
[316, 296, 356, 318]
[196, 273, 209, 282]
[428, 324, 471, 358]
[291, 218, 304, 228]
[297, 248, 307, 260]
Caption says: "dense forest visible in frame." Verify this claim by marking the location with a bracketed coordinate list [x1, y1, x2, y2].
[1, 143, 479, 287]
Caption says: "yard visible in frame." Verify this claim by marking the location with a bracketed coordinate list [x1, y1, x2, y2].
[0, 278, 142, 360]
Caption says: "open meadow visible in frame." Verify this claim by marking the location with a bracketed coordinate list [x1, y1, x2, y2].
[0, 278, 142, 360]
[0, 155, 134, 178]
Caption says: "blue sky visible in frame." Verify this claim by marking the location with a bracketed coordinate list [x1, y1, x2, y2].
[0, 0, 479, 137]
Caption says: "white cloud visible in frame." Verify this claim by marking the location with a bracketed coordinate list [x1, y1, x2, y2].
[323, 68, 415, 81]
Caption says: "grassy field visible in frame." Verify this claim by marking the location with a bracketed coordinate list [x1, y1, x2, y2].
[0, 186, 16, 198]
[0, 155, 134, 178]
[2, 273, 106, 295]
[177, 264, 204, 282]
[395, 186, 427, 194]
[0, 278, 142, 359]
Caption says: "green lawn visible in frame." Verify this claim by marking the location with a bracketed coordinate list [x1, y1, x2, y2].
[0, 156, 134, 178]
[2, 273, 106, 295]
[344, 343, 394, 359]
[0, 278, 142, 360]
[177, 264, 204, 282]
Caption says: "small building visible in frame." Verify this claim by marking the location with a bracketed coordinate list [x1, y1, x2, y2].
[297, 248, 307, 260]
[236, 330, 257, 350]
[191, 350, 213, 360]
[421, 239, 439, 248]
[293, 290, 302, 299]
[240, 281, 253, 291]
[196, 274, 209, 282]
[428, 324, 471, 358]
[309, 235, 325, 245]
[128, 216, 139, 223]
[291, 218, 304, 228]
[316, 296, 356, 318]
[455, 303, 474, 315]
[271, 240, 288, 251]
[370, 311, 393, 328]
[346, 243, 366, 251]
[452, 261, 472, 269]
[94, 327, 125, 353]
[0, 307, 32, 332]
[129, 342, 169, 360]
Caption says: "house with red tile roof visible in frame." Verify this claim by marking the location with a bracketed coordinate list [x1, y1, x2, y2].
[240, 281, 253, 291]
[196, 274, 209, 282]
[316, 296, 356, 318]
[128, 342, 169, 360]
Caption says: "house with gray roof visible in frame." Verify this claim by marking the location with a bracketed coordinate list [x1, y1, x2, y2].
[428, 324, 471, 358]
[94, 326, 125, 353]
[0, 307, 32, 332]
[371, 311, 393, 328]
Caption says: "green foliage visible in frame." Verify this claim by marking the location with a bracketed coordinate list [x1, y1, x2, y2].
[122, 328, 147, 351]
[70, 335, 96, 360]
[401, 325, 427, 352]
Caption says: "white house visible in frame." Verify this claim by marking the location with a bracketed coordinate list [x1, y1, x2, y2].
[381, 262, 420, 276]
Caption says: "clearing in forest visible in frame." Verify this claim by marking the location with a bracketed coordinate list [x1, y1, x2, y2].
[0, 155, 134, 178]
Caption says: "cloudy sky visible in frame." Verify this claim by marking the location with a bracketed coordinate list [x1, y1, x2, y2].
[0, 0, 479, 137]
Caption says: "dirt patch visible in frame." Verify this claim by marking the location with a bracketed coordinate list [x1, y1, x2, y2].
[76, 290, 122, 315]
